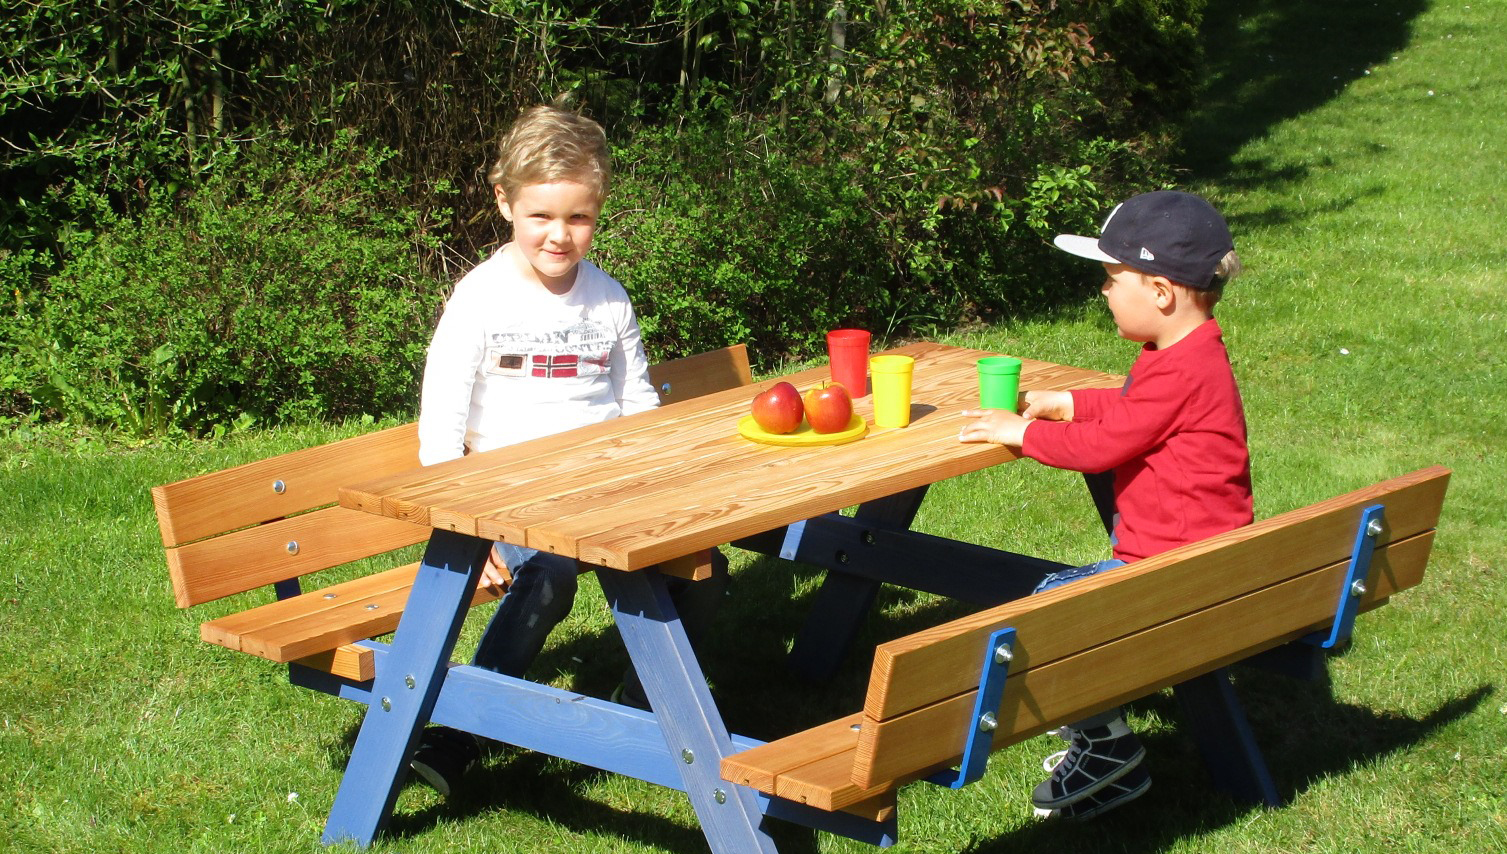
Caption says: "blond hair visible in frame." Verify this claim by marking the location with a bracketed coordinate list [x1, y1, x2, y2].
[1186, 250, 1244, 310]
[487, 106, 611, 203]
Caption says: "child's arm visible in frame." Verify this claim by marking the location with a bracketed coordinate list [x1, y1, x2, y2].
[417, 293, 484, 465]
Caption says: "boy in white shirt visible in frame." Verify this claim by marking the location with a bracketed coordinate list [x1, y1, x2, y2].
[410, 105, 728, 795]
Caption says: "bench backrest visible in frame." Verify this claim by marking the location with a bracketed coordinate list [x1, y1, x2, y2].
[154, 344, 752, 608]
[850, 466, 1451, 790]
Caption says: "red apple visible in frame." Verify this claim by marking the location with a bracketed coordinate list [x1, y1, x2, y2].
[804, 382, 854, 433]
[751, 381, 804, 434]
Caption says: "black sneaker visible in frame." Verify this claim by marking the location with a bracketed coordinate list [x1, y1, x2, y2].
[1030, 716, 1145, 810]
[1034, 765, 1151, 820]
[409, 726, 480, 797]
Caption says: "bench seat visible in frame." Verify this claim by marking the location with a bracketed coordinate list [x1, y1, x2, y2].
[155, 346, 754, 683]
[722, 466, 1450, 812]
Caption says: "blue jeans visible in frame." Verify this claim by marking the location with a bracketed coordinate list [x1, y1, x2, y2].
[470, 543, 730, 689]
[1032, 558, 1127, 594]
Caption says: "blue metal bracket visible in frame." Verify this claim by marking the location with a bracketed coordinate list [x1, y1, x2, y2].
[1304, 504, 1385, 650]
[926, 627, 1016, 789]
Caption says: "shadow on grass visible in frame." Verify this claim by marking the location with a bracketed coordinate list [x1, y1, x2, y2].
[1179, 0, 1429, 184]
[319, 549, 1491, 853]
[957, 679, 1493, 854]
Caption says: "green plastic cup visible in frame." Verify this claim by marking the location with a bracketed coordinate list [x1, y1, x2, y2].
[977, 356, 1022, 412]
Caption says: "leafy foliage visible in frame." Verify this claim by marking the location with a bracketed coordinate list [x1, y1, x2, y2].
[1, 0, 1210, 432]
[12, 134, 446, 436]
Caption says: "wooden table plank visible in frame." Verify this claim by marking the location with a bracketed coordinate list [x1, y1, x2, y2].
[337, 344, 1122, 570]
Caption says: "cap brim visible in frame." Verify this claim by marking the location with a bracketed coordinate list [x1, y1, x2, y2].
[1053, 234, 1118, 264]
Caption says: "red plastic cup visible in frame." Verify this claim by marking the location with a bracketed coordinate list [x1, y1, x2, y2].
[826, 329, 871, 397]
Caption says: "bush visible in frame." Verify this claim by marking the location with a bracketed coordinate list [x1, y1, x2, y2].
[14, 133, 448, 436]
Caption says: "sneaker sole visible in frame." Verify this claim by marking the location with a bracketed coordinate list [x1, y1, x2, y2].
[409, 760, 453, 797]
[1030, 745, 1146, 809]
[1035, 770, 1152, 821]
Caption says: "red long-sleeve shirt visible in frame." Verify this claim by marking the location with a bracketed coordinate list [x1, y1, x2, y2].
[1022, 318, 1253, 563]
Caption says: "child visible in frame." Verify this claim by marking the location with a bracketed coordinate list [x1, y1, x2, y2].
[409, 104, 728, 796]
[959, 190, 1252, 820]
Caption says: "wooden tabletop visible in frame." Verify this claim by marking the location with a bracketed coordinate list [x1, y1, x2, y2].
[339, 343, 1122, 571]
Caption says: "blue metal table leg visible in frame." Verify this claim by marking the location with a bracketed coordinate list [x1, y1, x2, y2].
[321, 529, 492, 847]
[787, 487, 930, 681]
[1173, 668, 1282, 807]
[597, 567, 781, 854]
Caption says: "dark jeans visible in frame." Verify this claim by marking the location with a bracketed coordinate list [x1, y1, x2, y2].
[471, 542, 730, 703]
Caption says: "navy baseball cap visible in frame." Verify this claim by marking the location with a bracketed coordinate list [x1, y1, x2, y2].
[1054, 190, 1234, 288]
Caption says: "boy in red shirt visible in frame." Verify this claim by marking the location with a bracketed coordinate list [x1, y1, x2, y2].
[960, 190, 1252, 819]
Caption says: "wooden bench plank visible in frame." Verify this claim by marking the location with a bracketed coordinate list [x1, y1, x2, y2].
[851, 531, 1434, 792]
[152, 422, 420, 547]
[200, 562, 503, 662]
[863, 466, 1449, 721]
[166, 505, 429, 607]
[722, 532, 1432, 811]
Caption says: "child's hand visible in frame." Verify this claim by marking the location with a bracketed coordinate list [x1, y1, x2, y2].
[958, 409, 1031, 447]
[479, 548, 513, 595]
[1021, 390, 1074, 422]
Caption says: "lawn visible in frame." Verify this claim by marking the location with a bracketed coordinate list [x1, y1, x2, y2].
[2, 0, 1503, 852]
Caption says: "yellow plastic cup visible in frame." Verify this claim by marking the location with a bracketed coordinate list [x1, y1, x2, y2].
[869, 355, 915, 428]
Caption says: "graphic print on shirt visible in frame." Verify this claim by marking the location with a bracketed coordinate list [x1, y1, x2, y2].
[486, 319, 614, 380]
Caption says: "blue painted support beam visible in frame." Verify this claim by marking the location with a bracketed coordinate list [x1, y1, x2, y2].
[292, 644, 897, 848]
[1304, 504, 1386, 650]
[596, 566, 781, 854]
[926, 627, 1017, 789]
[320, 529, 492, 848]
[732, 513, 1069, 607]
[1172, 668, 1282, 807]
[782, 489, 927, 682]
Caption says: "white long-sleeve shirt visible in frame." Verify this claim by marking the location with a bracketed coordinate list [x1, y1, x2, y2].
[417, 252, 660, 465]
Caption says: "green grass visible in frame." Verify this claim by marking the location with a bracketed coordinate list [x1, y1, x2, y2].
[3, 0, 1505, 850]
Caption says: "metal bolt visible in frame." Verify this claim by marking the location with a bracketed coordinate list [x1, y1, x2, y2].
[850, 723, 862, 732]
[322, 592, 337, 600]
[836, 550, 849, 564]
[994, 644, 1013, 665]
[1366, 518, 1383, 537]
[272, 480, 286, 494]
[862, 530, 876, 545]
[380, 697, 391, 712]
[978, 712, 997, 732]
[285, 541, 299, 555]
[404, 675, 416, 690]
[364, 603, 380, 611]
[660, 382, 673, 395]
[713, 788, 727, 804]
[1351, 580, 1368, 597]
[681, 748, 695, 764]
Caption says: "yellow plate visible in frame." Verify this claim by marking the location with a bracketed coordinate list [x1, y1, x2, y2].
[738, 414, 868, 446]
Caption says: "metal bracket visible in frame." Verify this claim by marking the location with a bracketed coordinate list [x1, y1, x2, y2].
[1304, 504, 1385, 650]
[926, 627, 1016, 789]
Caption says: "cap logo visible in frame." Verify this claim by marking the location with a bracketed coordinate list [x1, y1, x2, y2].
[1139, 247, 1156, 261]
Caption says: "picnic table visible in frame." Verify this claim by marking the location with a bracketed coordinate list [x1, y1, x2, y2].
[322, 341, 1124, 850]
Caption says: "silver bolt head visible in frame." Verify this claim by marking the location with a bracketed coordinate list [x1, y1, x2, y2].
[1366, 518, 1383, 537]
[978, 711, 998, 732]
[994, 644, 1013, 665]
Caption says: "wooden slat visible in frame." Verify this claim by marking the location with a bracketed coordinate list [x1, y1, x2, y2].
[152, 422, 420, 547]
[850, 532, 1434, 794]
[862, 466, 1449, 721]
[200, 562, 502, 662]
[721, 533, 1433, 811]
[647, 343, 752, 403]
[166, 505, 429, 607]
[721, 714, 867, 794]
[387, 346, 1118, 569]
[294, 644, 376, 682]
